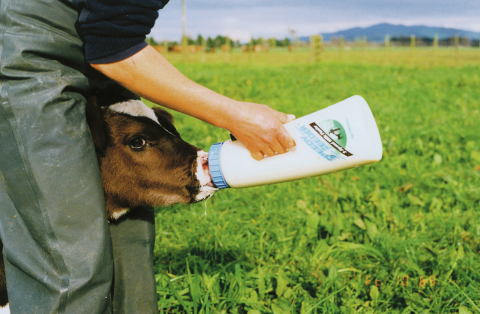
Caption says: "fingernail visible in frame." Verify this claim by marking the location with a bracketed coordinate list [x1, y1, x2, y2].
[251, 153, 263, 161]
[287, 114, 296, 122]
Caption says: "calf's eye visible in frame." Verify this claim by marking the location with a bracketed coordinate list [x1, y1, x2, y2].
[129, 137, 147, 149]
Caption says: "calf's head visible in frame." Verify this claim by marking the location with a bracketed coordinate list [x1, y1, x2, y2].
[86, 97, 217, 220]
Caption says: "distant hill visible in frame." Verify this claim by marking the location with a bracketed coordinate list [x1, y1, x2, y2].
[300, 23, 480, 42]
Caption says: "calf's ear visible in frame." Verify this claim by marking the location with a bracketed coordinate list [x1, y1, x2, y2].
[152, 107, 174, 124]
[85, 96, 108, 154]
[152, 107, 182, 138]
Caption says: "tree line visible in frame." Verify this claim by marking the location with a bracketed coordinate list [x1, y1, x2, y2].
[390, 36, 478, 47]
[146, 35, 293, 48]
[147, 35, 479, 49]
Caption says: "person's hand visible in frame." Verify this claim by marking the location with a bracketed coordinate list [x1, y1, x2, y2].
[226, 101, 296, 160]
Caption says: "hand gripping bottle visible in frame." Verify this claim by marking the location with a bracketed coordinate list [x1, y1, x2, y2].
[208, 95, 383, 189]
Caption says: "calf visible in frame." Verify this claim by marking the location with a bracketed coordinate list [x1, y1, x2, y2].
[85, 97, 217, 219]
[0, 97, 217, 309]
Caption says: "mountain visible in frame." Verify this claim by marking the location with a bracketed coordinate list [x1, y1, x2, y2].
[300, 23, 480, 42]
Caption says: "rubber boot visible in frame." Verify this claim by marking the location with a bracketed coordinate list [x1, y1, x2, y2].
[110, 208, 158, 314]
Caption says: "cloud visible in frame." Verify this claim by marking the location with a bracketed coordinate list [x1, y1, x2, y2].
[223, 30, 252, 43]
[151, 0, 480, 41]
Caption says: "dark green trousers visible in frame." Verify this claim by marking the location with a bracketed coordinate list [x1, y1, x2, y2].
[0, 0, 157, 313]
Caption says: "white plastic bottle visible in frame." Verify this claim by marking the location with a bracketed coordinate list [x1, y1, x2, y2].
[208, 95, 383, 189]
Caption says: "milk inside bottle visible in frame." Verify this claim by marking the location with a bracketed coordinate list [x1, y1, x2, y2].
[208, 95, 383, 189]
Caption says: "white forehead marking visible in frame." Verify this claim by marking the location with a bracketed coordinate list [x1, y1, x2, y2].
[109, 100, 175, 136]
[109, 100, 160, 124]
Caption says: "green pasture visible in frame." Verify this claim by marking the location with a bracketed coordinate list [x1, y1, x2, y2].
[146, 50, 480, 313]
[163, 48, 480, 69]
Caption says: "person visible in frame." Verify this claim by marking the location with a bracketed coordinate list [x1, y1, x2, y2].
[0, 0, 295, 313]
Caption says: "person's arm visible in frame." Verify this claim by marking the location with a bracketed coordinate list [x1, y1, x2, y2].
[91, 45, 295, 160]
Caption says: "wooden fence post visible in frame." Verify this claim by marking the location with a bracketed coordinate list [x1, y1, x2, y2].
[163, 39, 168, 54]
[201, 36, 206, 63]
[410, 35, 415, 50]
[225, 36, 230, 63]
[385, 35, 390, 49]
[249, 37, 254, 63]
[339, 35, 344, 52]
[362, 35, 367, 51]
[225, 36, 230, 51]
[454, 34, 459, 50]
[182, 35, 188, 60]
[310, 35, 322, 63]
[433, 34, 438, 49]
[257, 37, 264, 52]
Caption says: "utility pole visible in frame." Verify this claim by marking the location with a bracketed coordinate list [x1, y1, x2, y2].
[182, 0, 187, 57]
[182, 0, 186, 40]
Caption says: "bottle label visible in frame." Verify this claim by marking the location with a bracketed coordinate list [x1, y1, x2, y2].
[296, 119, 352, 162]
[310, 120, 353, 157]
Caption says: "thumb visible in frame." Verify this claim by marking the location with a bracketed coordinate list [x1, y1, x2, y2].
[250, 151, 264, 161]
[277, 112, 296, 124]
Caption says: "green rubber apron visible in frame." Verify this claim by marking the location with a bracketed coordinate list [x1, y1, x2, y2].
[0, 0, 157, 313]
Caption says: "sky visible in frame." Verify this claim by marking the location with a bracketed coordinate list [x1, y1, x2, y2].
[150, 0, 480, 42]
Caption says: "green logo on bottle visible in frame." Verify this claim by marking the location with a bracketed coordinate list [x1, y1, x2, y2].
[310, 120, 352, 157]
[319, 120, 347, 147]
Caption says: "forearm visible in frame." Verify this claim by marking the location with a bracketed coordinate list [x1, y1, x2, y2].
[91, 44, 295, 160]
[91, 45, 236, 130]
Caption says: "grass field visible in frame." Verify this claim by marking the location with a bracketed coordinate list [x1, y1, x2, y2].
[146, 49, 480, 313]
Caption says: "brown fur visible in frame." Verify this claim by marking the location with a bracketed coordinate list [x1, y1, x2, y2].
[0, 97, 211, 306]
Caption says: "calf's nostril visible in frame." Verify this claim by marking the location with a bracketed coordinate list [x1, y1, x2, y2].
[203, 163, 210, 179]
[202, 155, 211, 179]
[196, 151, 213, 186]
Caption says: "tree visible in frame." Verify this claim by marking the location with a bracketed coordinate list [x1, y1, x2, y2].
[214, 35, 224, 47]
[146, 36, 158, 46]
[278, 37, 291, 47]
[207, 37, 215, 49]
[196, 34, 204, 46]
